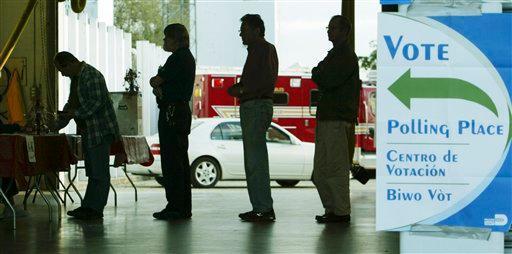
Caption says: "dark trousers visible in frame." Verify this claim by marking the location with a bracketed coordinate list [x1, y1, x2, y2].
[158, 104, 191, 216]
[240, 99, 274, 212]
[82, 135, 113, 213]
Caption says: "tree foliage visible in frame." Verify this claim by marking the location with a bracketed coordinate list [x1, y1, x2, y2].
[359, 41, 377, 70]
[114, 0, 164, 46]
[114, 0, 191, 47]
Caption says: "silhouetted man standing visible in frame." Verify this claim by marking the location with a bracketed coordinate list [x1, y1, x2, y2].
[312, 16, 360, 223]
[228, 14, 279, 222]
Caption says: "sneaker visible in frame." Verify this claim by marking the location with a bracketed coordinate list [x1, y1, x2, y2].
[239, 209, 276, 222]
[315, 213, 350, 223]
[68, 207, 103, 220]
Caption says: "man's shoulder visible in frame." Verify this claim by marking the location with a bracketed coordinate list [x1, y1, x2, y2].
[82, 63, 103, 77]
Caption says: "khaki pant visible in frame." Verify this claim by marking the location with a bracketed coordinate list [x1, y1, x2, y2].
[312, 120, 355, 216]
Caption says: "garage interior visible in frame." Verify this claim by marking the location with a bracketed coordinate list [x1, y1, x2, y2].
[0, 0, 399, 253]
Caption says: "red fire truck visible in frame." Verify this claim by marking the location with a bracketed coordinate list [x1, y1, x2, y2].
[192, 71, 376, 170]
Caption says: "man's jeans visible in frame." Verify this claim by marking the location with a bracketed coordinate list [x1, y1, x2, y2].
[82, 134, 114, 213]
[240, 99, 273, 212]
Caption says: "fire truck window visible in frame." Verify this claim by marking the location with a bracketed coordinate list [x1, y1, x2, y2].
[273, 92, 289, 106]
[210, 125, 223, 140]
[310, 89, 320, 106]
[266, 126, 291, 144]
[219, 122, 243, 140]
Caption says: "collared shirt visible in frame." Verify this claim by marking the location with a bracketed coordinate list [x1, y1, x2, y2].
[312, 40, 360, 122]
[240, 39, 279, 103]
[157, 47, 196, 106]
[72, 63, 120, 147]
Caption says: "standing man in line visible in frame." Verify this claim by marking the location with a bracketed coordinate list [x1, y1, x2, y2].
[311, 15, 360, 223]
[228, 14, 279, 222]
[151, 23, 195, 221]
[54, 51, 120, 220]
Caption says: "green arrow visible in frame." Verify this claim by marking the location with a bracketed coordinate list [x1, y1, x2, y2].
[389, 69, 499, 117]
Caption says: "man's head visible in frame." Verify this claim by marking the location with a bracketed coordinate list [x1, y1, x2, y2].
[327, 15, 351, 45]
[239, 14, 265, 46]
[54, 51, 81, 77]
[163, 23, 189, 53]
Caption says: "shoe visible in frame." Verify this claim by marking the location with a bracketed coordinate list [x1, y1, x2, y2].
[315, 213, 350, 223]
[153, 209, 191, 220]
[239, 209, 276, 222]
[68, 207, 103, 220]
[67, 207, 86, 217]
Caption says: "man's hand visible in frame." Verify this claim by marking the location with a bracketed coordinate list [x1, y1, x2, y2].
[227, 83, 243, 98]
[58, 110, 75, 121]
[150, 76, 164, 88]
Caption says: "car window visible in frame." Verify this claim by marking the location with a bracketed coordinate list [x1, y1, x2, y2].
[210, 125, 223, 140]
[266, 126, 291, 144]
[211, 122, 243, 141]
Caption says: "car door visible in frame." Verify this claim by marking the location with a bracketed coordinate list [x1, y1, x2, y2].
[266, 125, 305, 178]
[210, 122, 245, 178]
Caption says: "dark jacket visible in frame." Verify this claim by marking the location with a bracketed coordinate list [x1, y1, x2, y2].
[157, 47, 196, 106]
[312, 41, 360, 122]
[239, 39, 279, 103]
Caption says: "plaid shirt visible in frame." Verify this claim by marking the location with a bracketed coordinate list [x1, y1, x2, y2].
[74, 63, 120, 148]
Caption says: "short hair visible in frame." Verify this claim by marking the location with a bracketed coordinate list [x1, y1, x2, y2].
[240, 14, 265, 38]
[54, 51, 79, 65]
[330, 15, 352, 35]
[164, 23, 190, 49]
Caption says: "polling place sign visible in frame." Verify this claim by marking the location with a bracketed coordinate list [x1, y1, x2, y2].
[376, 13, 512, 231]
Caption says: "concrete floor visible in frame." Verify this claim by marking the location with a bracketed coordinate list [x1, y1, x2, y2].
[0, 180, 399, 254]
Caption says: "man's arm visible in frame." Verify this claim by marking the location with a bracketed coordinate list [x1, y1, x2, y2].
[314, 53, 357, 91]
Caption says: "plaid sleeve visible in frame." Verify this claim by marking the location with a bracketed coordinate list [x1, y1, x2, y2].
[75, 68, 106, 120]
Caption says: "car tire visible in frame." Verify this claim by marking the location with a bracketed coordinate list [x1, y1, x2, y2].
[191, 157, 221, 188]
[276, 180, 300, 187]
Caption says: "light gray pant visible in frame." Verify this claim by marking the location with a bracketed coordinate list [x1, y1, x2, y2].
[312, 120, 354, 216]
[240, 99, 273, 212]
[82, 135, 114, 213]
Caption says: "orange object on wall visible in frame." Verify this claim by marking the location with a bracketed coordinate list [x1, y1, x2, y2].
[7, 69, 25, 126]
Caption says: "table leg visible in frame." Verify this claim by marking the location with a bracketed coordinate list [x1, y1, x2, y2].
[66, 165, 83, 203]
[33, 175, 52, 222]
[52, 171, 74, 205]
[0, 178, 16, 230]
[44, 174, 62, 220]
[23, 176, 34, 210]
[122, 164, 138, 202]
[109, 183, 117, 207]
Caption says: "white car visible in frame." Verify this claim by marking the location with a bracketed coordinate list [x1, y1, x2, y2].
[127, 118, 315, 188]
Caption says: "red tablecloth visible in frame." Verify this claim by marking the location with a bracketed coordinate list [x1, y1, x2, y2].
[0, 134, 77, 177]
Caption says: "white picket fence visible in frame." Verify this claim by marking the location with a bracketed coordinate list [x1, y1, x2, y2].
[57, 6, 168, 136]
[136, 41, 170, 136]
